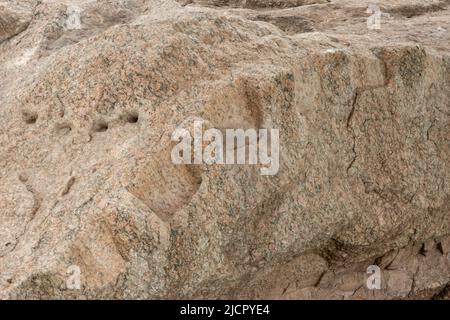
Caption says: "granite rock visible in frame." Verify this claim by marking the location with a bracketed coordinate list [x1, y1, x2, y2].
[0, 0, 449, 299]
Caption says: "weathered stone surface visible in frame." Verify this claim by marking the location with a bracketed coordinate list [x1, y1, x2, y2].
[0, 1, 33, 43]
[181, 0, 328, 8]
[0, 0, 449, 299]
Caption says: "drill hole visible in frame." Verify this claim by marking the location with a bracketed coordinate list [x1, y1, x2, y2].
[22, 111, 38, 124]
[124, 111, 139, 124]
[93, 120, 108, 132]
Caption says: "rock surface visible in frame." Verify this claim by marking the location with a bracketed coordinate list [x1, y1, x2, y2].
[0, 0, 449, 299]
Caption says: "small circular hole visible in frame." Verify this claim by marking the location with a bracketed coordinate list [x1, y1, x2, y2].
[23, 111, 38, 124]
[93, 120, 108, 132]
[126, 112, 139, 124]
[18, 173, 28, 182]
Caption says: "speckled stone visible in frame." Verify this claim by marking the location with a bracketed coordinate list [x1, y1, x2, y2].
[0, 0, 449, 299]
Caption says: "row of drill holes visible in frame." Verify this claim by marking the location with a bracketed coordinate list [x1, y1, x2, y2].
[93, 112, 139, 133]
[23, 111, 139, 130]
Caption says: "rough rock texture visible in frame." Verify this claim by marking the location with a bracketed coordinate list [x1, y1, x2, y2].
[0, 0, 449, 299]
[0, 1, 33, 43]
